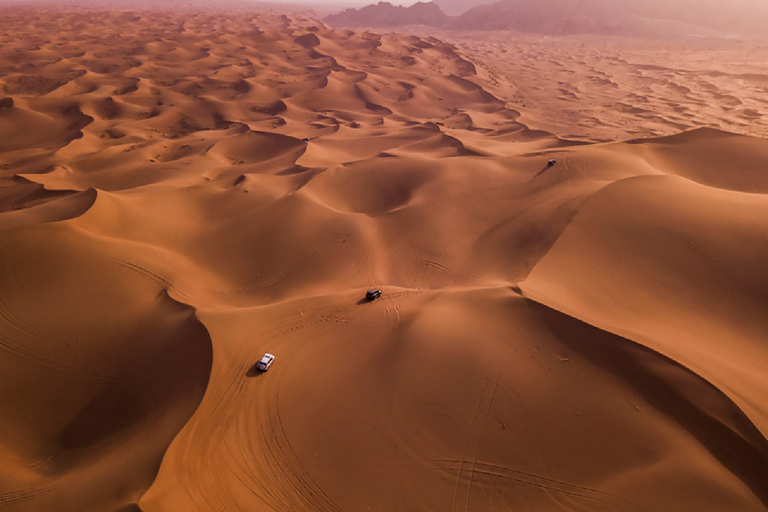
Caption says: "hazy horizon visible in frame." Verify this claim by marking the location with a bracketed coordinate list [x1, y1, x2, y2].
[0, 0, 423, 8]
[286, 0, 420, 4]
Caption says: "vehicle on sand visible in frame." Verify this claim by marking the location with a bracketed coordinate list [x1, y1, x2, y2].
[256, 353, 275, 371]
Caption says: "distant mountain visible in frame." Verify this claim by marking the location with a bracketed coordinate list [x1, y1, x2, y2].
[325, 0, 640, 35]
[325, 0, 768, 38]
[324, 2, 448, 28]
[452, 0, 637, 34]
[432, 0, 496, 16]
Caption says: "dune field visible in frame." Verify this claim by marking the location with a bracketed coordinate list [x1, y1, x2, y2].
[418, 30, 768, 142]
[1, 5, 768, 512]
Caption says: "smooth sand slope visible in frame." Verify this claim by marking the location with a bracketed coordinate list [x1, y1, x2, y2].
[1, 6, 768, 512]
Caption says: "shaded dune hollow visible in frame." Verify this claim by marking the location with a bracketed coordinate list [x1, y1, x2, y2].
[1, 6, 768, 512]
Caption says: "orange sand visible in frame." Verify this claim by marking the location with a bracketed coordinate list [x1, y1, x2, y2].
[1, 5, 767, 512]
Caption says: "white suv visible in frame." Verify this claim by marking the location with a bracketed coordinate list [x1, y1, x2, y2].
[256, 353, 275, 371]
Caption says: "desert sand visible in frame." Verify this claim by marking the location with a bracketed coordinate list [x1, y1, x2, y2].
[1, 4, 768, 512]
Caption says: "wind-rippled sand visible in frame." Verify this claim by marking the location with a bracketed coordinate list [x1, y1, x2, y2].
[1, 6, 768, 512]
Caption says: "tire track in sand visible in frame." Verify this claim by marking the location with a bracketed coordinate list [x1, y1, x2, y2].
[451, 376, 498, 512]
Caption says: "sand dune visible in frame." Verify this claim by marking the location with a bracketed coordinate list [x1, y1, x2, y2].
[521, 171, 768, 435]
[2, 5, 768, 512]
[413, 30, 768, 142]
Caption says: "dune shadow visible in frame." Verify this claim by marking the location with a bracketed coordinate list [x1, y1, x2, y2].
[526, 299, 768, 508]
[112, 505, 142, 512]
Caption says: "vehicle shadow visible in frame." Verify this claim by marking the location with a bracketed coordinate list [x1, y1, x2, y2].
[246, 364, 265, 378]
[356, 298, 373, 305]
[533, 164, 554, 178]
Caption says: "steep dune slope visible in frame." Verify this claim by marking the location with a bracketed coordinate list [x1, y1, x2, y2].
[521, 170, 768, 437]
[0, 218, 212, 512]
